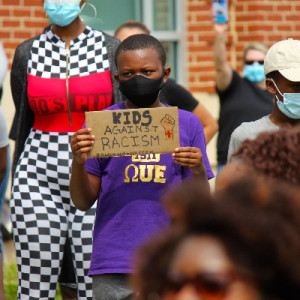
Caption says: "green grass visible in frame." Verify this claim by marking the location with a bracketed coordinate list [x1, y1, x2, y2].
[4, 263, 62, 300]
[4, 263, 17, 300]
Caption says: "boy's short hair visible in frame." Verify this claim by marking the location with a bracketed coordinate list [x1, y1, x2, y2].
[115, 34, 166, 67]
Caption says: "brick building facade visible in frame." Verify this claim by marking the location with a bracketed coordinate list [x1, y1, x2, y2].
[1, 0, 300, 93]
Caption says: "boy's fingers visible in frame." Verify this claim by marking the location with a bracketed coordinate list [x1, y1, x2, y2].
[75, 145, 93, 154]
[174, 146, 200, 153]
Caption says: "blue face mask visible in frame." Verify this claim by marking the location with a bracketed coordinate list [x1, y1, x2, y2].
[44, 0, 81, 27]
[272, 79, 300, 119]
[243, 62, 265, 83]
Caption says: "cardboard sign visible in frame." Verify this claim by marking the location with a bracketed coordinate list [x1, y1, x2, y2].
[85, 106, 180, 158]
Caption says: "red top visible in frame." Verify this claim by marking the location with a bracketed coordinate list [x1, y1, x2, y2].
[27, 71, 113, 132]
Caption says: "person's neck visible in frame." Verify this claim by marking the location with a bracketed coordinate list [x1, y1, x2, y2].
[125, 99, 164, 109]
[269, 106, 300, 128]
[255, 80, 266, 90]
[52, 18, 86, 46]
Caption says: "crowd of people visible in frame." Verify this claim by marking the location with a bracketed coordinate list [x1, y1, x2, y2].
[0, 1, 299, 300]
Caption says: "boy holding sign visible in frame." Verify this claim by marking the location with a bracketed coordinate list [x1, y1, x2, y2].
[70, 34, 214, 299]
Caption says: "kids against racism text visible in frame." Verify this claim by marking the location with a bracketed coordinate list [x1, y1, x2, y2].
[100, 110, 160, 151]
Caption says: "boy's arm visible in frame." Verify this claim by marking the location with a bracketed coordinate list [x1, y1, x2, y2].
[172, 147, 209, 184]
[70, 128, 101, 211]
[70, 161, 101, 211]
[192, 104, 218, 144]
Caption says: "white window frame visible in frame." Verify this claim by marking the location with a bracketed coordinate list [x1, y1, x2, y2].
[142, 0, 186, 84]
[105, 0, 186, 84]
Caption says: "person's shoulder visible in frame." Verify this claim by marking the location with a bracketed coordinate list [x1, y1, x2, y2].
[18, 26, 50, 48]
[165, 78, 176, 88]
[16, 35, 41, 52]
[96, 30, 120, 47]
[105, 102, 125, 111]
[232, 115, 271, 137]
[12, 33, 43, 66]
[178, 108, 199, 124]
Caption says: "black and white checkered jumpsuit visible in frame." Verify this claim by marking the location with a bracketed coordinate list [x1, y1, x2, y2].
[10, 26, 114, 300]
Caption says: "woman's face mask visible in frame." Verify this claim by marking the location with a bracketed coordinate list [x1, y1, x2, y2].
[44, 0, 81, 27]
[243, 62, 265, 83]
[271, 79, 300, 119]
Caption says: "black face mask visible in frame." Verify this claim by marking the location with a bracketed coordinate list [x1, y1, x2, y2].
[118, 74, 165, 107]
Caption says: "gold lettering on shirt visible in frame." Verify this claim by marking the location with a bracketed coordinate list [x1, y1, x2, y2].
[124, 154, 167, 183]
[124, 164, 139, 183]
[154, 165, 166, 183]
[131, 154, 160, 162]
[139, 165, 154, 182]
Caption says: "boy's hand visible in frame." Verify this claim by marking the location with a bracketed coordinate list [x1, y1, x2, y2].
[172, 147, 206, 176]
[71, 128, 95, 165]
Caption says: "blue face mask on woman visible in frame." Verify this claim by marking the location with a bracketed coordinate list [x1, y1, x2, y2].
[44, 0, 81, 27]
[271, 79, 300, 119]
[243, 62, 265, 83]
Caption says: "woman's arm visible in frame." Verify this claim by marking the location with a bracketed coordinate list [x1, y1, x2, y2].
[192, 103, 218, 143]
[213, 23, 233, 92]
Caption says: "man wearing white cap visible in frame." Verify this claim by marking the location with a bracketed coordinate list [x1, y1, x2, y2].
[227, 38, 300, 160]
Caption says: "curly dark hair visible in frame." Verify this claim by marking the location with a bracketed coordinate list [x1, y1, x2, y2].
[132, 177, 300, 300]
[231, 129, 300, 185]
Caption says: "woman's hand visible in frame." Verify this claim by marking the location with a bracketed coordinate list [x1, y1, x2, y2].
[213, 22, 228, 35]
[71, 128, 95, 164]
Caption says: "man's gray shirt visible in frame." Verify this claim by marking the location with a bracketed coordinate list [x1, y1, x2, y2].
[227, 115, 278, 161]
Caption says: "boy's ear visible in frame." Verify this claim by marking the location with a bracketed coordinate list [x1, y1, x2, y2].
[114, 74, 120, 82]
[265, 78, 277, 95]
[163, 66, 171, 83]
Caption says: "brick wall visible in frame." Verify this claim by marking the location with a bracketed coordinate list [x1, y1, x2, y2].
[1, 0, 300, 93]
[0, 0, 48, 64]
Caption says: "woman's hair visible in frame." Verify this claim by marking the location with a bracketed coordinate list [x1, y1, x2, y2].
[132, 177, 300, 300]
[114, 20, 151, 37]
[243, 41, 268, 61]
[232, 129, 300, 185]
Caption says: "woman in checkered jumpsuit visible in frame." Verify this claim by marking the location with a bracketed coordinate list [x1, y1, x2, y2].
[9, 1, 122, 299]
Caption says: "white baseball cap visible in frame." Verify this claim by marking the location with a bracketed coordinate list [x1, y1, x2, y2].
[264, 38, 300, 81]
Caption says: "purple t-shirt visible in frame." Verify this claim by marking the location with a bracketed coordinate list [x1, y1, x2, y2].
[85, 102, 214, 275]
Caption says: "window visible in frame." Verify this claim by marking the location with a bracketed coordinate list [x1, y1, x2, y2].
[81, 0, 185, 83]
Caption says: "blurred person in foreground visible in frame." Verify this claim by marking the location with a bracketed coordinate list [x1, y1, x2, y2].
[227, 38, 300, 160]
[213, 23, 273, 173]
[132, 177, 300, 300]
[114, 20, 218, 144]
[216, 128, 300, 192]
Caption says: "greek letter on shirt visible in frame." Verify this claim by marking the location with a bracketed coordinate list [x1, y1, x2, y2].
[124, 154, 166, 183]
